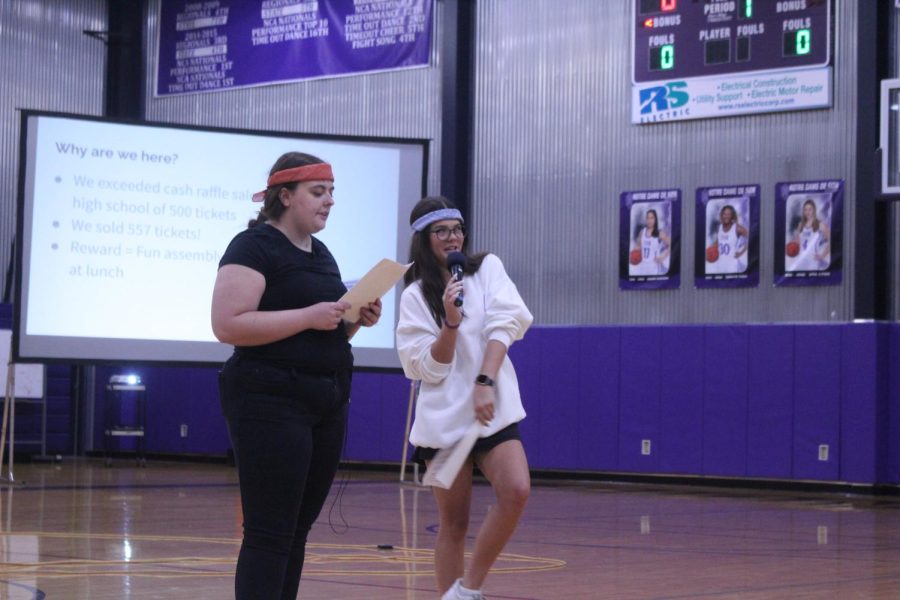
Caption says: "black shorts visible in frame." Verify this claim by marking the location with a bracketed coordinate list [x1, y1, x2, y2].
[412, 422, 522, 466]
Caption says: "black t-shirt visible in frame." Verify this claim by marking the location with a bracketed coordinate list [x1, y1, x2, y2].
[218, 224, 353, 372]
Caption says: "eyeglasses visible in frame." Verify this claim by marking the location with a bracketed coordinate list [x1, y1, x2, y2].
[429, 225, 466, 241]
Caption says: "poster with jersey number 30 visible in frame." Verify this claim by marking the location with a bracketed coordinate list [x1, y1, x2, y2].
[695, 185, 760, 289]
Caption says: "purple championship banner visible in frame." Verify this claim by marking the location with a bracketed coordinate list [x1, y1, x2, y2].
[694, 184, 759, 289]
[620, 189, 681, 290]
[156, 0, 433, 97]
[773, 179, 843, 287]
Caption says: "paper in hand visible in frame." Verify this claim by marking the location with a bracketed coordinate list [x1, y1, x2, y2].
[339, 258, 411, 322]
[422, 421, 482, 489]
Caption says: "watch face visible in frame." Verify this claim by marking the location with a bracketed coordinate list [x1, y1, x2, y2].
[476, 374, 494, 386]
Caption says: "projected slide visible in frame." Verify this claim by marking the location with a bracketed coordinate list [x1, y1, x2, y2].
[17, 112, 426, 366]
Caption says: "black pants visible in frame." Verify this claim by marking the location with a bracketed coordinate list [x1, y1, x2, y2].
[218, 356, 351, 600]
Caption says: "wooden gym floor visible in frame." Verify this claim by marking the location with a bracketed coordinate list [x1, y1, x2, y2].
[0, 459, 898, 599]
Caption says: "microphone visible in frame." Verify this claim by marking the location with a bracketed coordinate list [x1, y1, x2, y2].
[447, 251, 465, 307]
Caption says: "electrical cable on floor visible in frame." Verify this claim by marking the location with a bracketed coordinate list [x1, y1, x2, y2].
[326, 403, 351, 534]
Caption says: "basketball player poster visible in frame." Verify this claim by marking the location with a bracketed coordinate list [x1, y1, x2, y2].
[774, 179, 843, 287]
[620, 189, 681, 290]
[695, 185, 760, 289]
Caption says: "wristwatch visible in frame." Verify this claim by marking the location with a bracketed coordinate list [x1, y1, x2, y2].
[475, 374, 495, 387]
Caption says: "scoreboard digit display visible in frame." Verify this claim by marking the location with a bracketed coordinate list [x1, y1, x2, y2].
[633, 0, 831, 84]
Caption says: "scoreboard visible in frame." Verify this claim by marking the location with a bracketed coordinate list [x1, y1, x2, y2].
[633, 0, 831, 84]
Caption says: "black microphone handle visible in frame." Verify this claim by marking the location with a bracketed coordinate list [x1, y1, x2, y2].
[451, 265, 464, 307]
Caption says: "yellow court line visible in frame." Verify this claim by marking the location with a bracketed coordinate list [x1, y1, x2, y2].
[0, 532, 566, 579]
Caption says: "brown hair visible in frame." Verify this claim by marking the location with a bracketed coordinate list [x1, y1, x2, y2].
[249, 152, 325, 228]
[405, 196, 486, 327]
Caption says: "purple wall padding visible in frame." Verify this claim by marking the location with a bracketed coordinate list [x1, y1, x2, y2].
[747, 325, 794, 479]
[344, 372, 385, 460]
[839, 323, 881, 483]
[377, 373, 415, 462]
[537, 327, 581, 468]
[577, 327, 620, 471]
[888, 324, 900, 483]
[74, 322, 900, 486]
[702, 326, 749, 477]
[792, 325, 841, 481]
[344, 371, 412, 463]
[508, 328, 543, 465]
[658, 326, 704, 475]
[95, 364, 229, 455]
[618, 327, 661, 473]
[181, 368, 226, 454]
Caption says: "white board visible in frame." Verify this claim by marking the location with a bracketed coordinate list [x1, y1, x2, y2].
[0, 330, 44, 398]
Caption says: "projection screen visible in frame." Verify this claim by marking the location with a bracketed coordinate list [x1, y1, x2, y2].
[15, 111, 427, 367]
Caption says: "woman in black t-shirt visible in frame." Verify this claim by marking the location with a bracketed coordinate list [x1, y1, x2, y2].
[211, 152, 381, 600]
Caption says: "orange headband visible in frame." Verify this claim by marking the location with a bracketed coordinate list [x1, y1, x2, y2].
[251, 162, 334, 202]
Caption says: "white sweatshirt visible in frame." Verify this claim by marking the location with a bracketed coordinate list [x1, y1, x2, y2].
[396, 254, 533, 449]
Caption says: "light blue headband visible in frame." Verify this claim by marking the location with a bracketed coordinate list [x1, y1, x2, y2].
[411, 208, 464, 232]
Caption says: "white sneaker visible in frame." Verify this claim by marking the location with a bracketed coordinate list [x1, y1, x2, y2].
[441, 579, 486, 600]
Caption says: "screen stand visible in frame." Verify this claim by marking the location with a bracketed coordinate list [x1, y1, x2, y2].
[0, 362, 23, 486]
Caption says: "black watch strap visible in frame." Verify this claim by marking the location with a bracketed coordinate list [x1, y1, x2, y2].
[475, 374, 495, 387]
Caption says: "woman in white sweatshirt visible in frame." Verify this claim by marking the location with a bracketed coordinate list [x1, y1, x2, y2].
[396, 196, 533, 600]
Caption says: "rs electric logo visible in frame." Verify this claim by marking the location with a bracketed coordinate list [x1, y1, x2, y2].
[638, 81, 690, 121]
